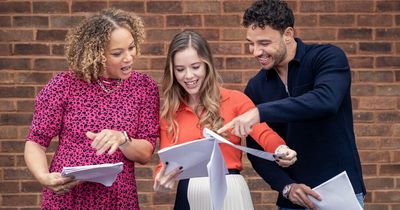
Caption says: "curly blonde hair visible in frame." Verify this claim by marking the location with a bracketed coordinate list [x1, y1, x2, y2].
[161, 30, 224, 142]
[65, 8, 145, 82]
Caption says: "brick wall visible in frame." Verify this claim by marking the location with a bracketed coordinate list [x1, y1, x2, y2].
[0, 0, 399, 209]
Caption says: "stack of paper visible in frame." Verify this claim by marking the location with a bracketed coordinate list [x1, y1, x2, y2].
[61, 162, 123, 187]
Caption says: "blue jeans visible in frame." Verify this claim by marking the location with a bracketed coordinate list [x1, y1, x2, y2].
[278, 193, 364, 210]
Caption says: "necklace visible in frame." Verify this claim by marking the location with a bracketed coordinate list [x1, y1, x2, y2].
[96, 79, 122, 94]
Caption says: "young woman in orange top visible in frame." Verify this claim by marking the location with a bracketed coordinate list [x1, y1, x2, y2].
[153, 30, 297, 210]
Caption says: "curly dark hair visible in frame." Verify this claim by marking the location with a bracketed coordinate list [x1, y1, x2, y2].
[65, 8, 144, 82]
[242, 0, 294, 33]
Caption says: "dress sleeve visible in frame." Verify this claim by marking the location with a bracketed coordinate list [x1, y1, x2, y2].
[136, 75, 160, 150]
[26, 72, 70, 148]
[154, 118, 175, 179]
[233, 90, 285, 153]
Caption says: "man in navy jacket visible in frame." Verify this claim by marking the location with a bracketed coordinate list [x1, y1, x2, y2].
[218, 0, 366, 209]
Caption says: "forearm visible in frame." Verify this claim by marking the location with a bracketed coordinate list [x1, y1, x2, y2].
[250, 123, 286, 153]
[119, 139, 153, 164]
[24, 141, 50, 184]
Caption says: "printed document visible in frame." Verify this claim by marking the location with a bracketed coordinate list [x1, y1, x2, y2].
[61, 162, 123, 187]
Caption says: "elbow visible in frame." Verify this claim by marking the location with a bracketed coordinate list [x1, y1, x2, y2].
[323, 103, 340, 115]
[136, 150, 153, 165]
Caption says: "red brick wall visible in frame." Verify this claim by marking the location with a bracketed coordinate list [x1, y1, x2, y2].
[0, 0, 399, 210]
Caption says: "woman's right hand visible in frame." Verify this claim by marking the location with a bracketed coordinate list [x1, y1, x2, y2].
[39, 172, 80, 194]
[274, 145, 297, 167]
[153, 162, 182, 193]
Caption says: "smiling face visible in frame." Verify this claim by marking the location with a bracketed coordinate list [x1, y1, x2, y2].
[103, 27, 136, 80]
[173, 47, 207, 104]
[246, 25, 288, 69]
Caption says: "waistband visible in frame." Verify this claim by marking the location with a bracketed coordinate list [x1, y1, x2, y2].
[228, 169, 240, 174]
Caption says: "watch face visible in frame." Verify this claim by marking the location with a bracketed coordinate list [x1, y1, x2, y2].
[283, 186, 288, 193]
[283, 185, 291, 198]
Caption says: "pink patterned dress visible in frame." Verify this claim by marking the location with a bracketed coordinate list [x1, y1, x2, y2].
[27, 71, 159, 209]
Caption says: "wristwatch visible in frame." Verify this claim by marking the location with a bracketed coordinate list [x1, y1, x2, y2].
[282, 184, 294, 199]
[119, 131, 132, 149]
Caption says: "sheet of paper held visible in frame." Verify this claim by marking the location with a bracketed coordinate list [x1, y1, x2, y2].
[158, 128, 281, 210]
[307, 171, 363, 210]
[203, 128, 278, 161]
[207, 139, 228, 210]
[158, 128, 279, 180]
[61, 162, 123, 187]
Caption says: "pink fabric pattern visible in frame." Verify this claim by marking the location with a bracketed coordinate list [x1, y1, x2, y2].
[27, 71, 159, 209]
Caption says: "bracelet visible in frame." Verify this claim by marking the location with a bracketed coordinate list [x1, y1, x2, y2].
[119, 131, 131, 149]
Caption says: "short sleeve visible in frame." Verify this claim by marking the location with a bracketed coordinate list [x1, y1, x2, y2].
[26, 72, 71, 148]
[136, 75, 160, 150]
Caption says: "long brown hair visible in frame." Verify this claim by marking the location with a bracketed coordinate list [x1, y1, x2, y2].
[161, 30, 224, 142]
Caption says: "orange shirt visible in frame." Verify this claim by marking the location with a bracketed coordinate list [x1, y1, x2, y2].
[155, 87, 285, 176]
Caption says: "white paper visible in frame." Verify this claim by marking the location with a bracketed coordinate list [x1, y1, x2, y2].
[158, 128, 279, 210]
[158, 128, 278, 180]
[158, 138, 215, 180]
[203, 128, 278, 161]
[307, 171, 363, 210]
[61, 162, 123, 187]
[207, 140, 228, 210]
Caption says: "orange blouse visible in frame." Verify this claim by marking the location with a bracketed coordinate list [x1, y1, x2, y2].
[155, 87, 285, 177]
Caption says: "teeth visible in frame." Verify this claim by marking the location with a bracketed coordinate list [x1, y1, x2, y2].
[121, 65, 131, 71]
[186, 81, 196, 85]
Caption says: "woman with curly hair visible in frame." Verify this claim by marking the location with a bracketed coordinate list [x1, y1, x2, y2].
[153, 30, 297, 210]
[24, 8, 159, 209]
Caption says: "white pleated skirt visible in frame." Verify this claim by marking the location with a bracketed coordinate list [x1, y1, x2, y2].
[187, 175, 254, 210]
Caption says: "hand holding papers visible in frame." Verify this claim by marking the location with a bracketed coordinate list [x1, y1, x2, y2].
[61, 162, 123, 187]
[157, 128, 277, 180]
[307, 171, 363, 210]
[157, 128, 278, 210]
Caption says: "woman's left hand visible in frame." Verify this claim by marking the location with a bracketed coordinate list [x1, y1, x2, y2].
[274, 145, 297, 167]
[86, 129, 125, 155]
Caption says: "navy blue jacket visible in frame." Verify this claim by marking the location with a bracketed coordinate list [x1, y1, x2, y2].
[245, 38, 366, 208]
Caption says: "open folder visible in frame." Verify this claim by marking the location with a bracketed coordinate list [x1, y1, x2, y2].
[158, 128, 278, 210]
[61, 162, 123, 187]
[307, 171, 363, 210]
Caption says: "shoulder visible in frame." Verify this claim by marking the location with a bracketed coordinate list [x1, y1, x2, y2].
[130, 71, 158, 89]
[130, 71, 157, 84]
[128, 71, 159, 94]
[41, 71, 75, 93]
[220, 87, 250, 103]
[36, 71, 75, 103]
[49, 71, 74, 84]
[306, 43, 347, 61]
[301, 43, 350, 70]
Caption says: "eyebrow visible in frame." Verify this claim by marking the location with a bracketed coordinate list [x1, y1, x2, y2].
[174, 62, 202, 68]
[109, 40, 135, 52]
[246, 38, 272, 43]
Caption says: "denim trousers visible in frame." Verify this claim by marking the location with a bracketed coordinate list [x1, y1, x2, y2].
[278, 193, 364, 210]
